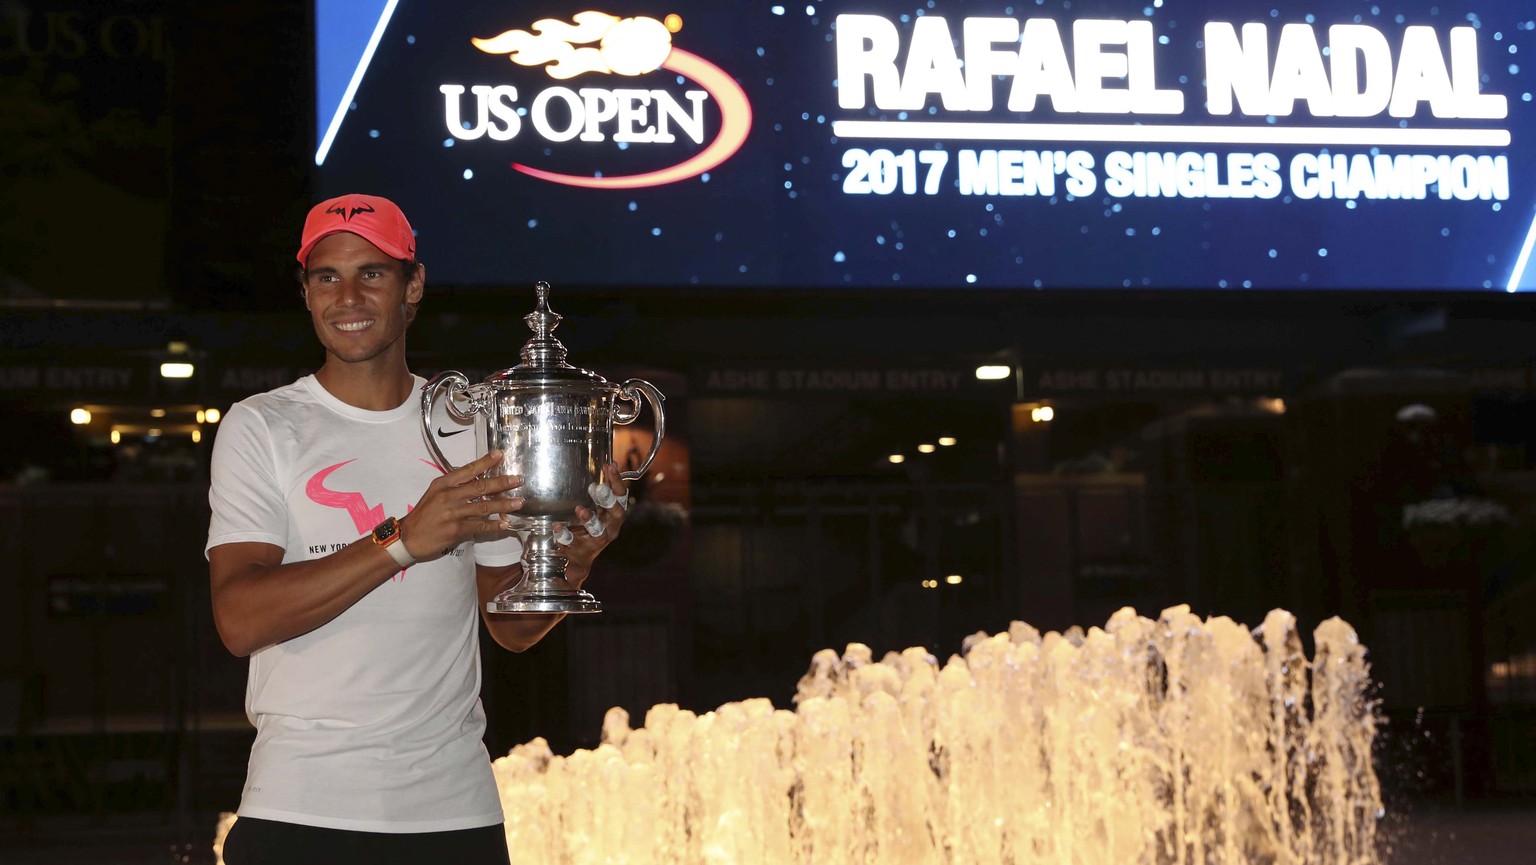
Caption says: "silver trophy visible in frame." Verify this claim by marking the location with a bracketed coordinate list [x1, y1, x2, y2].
[421, 282, 665, 614]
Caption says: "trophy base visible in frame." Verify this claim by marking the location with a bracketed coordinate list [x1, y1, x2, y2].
[487, 520, 604, 614]
[487, 590, 602, 614]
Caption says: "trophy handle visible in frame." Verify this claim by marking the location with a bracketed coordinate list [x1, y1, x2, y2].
[422, 370, 475, 473]
[614, 378, 666, 482]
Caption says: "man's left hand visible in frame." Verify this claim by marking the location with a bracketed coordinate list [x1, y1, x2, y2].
[556, 461, 630, 586]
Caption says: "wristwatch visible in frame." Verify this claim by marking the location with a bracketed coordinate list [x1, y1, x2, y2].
[371, 516, 415, 568]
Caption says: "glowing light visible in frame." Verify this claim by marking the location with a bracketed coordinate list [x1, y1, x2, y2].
[917, 443, 936, 454]
[937, 436, 957, 447]
[1031, 406, 1055, 422]
[70, 408, 91, 425]
[150, 408, 167, 418]
[110, 430, 121, 445]
[161, 362, 195, 379]
[1260, 398, 1287, 414]
[196, 409, 206, 424]
[974, 365, 1010, 380]
[205, 408, 222, 423]
[945, 574, 963, 585]
[192, 429, 203, 444]
[663, 13, 682, 33]
[920, 578, 938, 588]
[888, 454, 906, 464]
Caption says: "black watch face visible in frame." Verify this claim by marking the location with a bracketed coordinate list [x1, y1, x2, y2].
[375, 520, 398, 542]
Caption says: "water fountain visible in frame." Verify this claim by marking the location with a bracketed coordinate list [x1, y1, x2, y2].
[213, 605, 1382, 864]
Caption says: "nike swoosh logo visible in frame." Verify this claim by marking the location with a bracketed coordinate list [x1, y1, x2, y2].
[437, 427, 469, 438]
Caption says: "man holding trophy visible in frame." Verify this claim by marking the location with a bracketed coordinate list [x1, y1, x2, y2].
[205, 193, 630, 864]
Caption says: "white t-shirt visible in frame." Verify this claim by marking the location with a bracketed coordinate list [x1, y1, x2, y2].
[205, 374, 521, 833]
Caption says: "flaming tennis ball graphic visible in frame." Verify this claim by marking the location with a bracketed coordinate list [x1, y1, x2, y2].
[472, 11, 683, 78]
[601, 15, 674, 74]
[471, 10, 752, 189]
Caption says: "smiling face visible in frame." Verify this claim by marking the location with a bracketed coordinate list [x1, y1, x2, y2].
[301, 231, 424, 372]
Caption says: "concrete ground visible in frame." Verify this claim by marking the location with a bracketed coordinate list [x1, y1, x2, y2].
[3, 803, 1534, 864]
[1377, 803, 1536, 865]
[1, 814, 216, 865]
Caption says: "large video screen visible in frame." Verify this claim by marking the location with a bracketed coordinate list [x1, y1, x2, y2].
[313, 0, 1535, 292]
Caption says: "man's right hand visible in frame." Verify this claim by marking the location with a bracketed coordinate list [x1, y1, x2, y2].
[399, 450, 524, 562]
[210, 449, 527, 656]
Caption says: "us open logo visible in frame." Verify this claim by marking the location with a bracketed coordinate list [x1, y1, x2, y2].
[439, 10, 752, 189]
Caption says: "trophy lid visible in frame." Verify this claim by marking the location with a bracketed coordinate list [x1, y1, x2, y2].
[482, 282, 610, 387]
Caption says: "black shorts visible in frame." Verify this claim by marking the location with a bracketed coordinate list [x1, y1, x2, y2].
[221, 816, 512, 865]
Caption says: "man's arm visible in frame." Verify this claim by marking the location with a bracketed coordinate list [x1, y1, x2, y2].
[211, 538, 418, 657]
[476, 462, 632, 652]
[210, 450, 522, 657]
[476, 563, 564, 652]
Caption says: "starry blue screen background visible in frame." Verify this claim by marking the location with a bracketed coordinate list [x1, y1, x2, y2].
[314, 0, 1536, 292]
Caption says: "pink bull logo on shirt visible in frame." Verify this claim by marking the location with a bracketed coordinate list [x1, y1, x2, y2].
[306, 459, 441, 577]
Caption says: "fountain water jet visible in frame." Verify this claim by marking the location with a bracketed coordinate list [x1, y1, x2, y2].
[213, 605, 1382, 864]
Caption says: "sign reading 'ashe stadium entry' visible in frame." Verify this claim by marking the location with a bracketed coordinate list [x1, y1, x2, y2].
[313, 1, 1535, 292]
[698, 365, 993, 395]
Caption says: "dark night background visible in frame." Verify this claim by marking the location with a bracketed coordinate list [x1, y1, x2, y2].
[3, 1, 1536, 863]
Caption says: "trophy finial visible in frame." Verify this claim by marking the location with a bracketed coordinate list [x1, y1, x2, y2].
[525, 280, 562, 338]
[520, 281, 569, 368]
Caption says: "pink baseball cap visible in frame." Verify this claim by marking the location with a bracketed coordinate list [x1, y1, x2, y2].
[296, 193, 417, 265]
